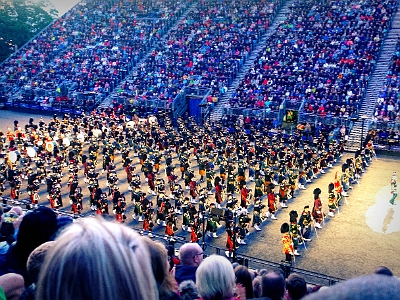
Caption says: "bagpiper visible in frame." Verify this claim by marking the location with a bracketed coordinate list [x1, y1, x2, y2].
[289, 210, 301, 256]
[312, 188, 323, 229]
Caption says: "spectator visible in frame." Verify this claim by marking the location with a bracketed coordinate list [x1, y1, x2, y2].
[178, 280, 199, 300]
[303, 274, 400, 300]
[235, 265, 255, 299]
[195, 255, 241, 300]
[254, 270, 286, 300]
[175, 243, 204, 284]
[20, 241, 56, 300]
[142, 238, 181, 300]
[0, 273, 24, 300]
[36, 217, 158, 300]
[286, 273, 308, 300]
[0, 206, 58, 286]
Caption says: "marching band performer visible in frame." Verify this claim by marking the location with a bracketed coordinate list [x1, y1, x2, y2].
[237, 209, 251, 245]
[240, 184, 251, 211]
[115, 195, 126, 223]
[298, 205, 312, 241]
[390, 172, 397, 205]
[281, 222, 294, 263]
[189, 177, 198, 203]
[252, 198, 264, 231]
[289, 210, 301, 256]
[312, 188, 323, 229]
[278, 181, 288, 208]
[225, 220, 236, 258]
[266, 186, 278, 220]
[327, 183, 337, 217]
[334, 171, 343, 206]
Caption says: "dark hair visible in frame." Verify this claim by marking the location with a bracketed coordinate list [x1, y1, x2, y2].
[286, 273, 307, 300]
[14, 206, 58, 270]
[235, 265, 254, 299]
[261, 270, 285, 300]
[374, 266, 393, 277]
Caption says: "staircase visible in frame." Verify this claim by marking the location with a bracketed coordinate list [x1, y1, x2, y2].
[345, 9, 400, 152]
[209, 0, 295, 123]
[98, 2, 198, 109]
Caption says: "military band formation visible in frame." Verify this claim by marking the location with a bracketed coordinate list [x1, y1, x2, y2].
[0, 111, 377, 263]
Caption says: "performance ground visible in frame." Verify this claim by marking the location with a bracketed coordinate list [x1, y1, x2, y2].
[0, 109, 399, 282]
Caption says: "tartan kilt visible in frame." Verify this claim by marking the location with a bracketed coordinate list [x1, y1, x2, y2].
[237, 175, 245, 182]
[253, 212, 262, 224]
[226, 236, 234, 251]
[116, 213, 123, 223]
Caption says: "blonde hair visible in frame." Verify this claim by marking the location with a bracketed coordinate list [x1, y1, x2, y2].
[142, 238, 178, 300]
[36, 217, 158, 300]
[196, 255, 235, 300]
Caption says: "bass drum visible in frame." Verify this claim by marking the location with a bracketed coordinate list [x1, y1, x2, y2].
[63, 137, 71, 147]
[27, 147, 36, 158]
[46, 142, 54, 152]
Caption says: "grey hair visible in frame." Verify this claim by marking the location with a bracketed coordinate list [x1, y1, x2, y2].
[196, 255, 235, 300]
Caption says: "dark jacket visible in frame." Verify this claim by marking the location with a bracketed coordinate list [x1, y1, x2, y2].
[175, 265, 198, 284]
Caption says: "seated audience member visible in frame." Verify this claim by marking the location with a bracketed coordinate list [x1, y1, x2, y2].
[303, 274, 400, 300]
[374, 266, 393, 277]
[36, 217, 158, 300]
[175, 243, 204, 284]
[286, 273, 308, 300]
[0, 206, 58, 286]
[19, 241, 56, 300]
[196, 255, 244, 300]
[254, 270, 286, 300]
[0, 273, 24, 300]
[142, 238, 181, 300]
[235, 265, 255, 299]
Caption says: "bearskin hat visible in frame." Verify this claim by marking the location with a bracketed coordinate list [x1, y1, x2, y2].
[313, 188, 321, 196]
[280, 222, 290, 233]
[289, 210, 298, 223]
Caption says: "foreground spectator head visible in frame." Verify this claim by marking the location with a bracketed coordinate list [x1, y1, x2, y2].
[0, 273, 24, 300]
[252, 275, 262, 298]
[196, 255, 236, 300]
[10, 206, 57, 283]
[178, 280, 199, 300]
[36, 217, 158, 300]
[142, 238, 179, 300]
[261, 270, 286, 300]
[26, 241, 56, 284]
[374, 266, 393, 277]
[179, 243, 204, 267]
[303, 274, 400, 300]
[235, 265, 254, 299]
[286, 273, 307, 300]
[175, 243, 204, 284]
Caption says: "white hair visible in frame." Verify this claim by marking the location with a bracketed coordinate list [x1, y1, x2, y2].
[196, 255, 235, 300]
[36, 217, 158, 300]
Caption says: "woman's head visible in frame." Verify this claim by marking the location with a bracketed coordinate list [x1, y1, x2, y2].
[196, 255, 236, 300]
[142, 238, 177, 300]
[36, 217, 158, 300]
[235, 265, 254, 299]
